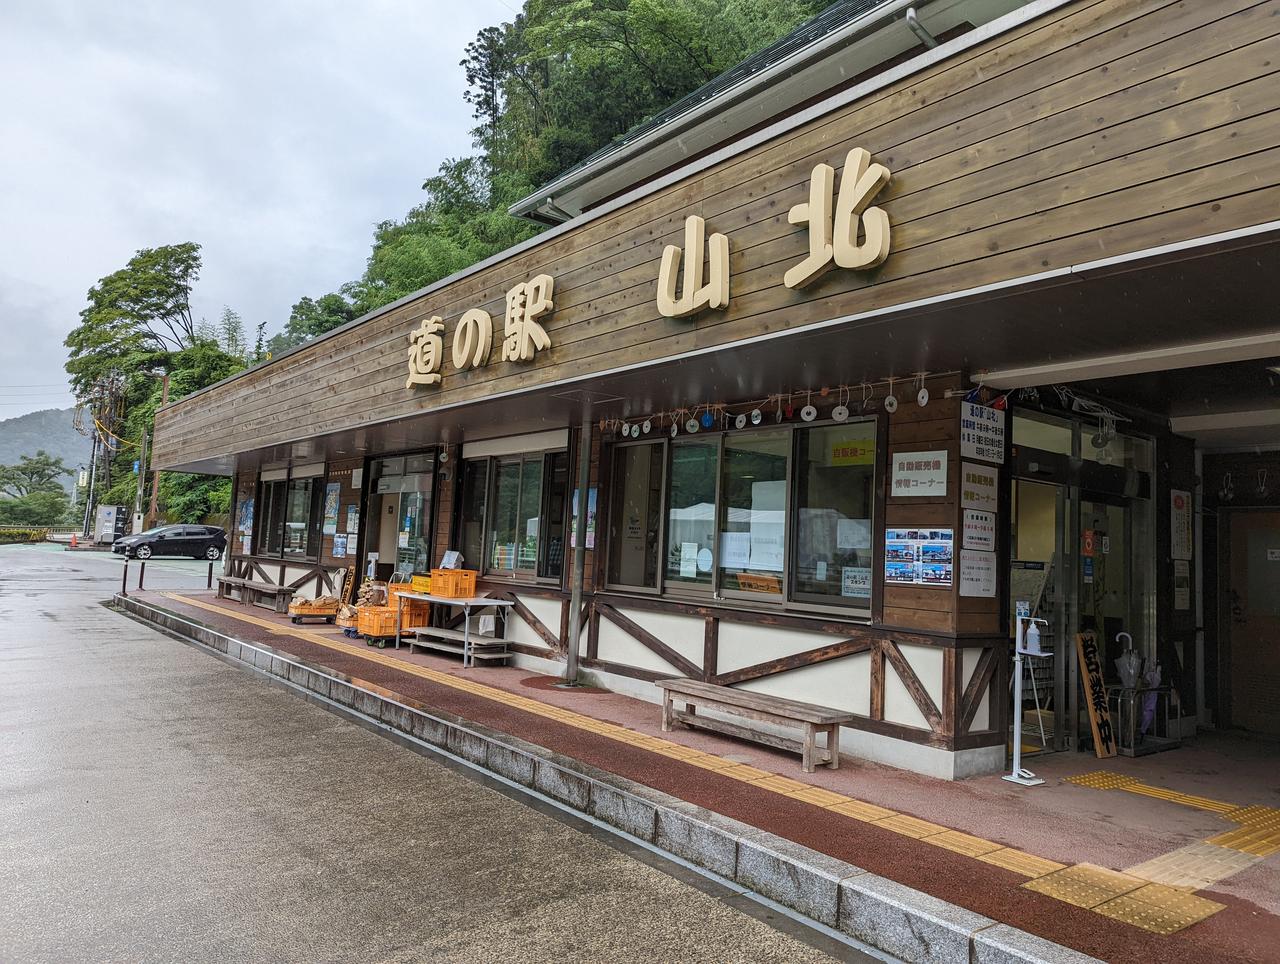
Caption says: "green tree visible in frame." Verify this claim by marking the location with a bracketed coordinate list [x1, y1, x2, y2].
[0, 451, 71, 498]
[0, 490, 70, 527]
[265, 292, 357, 356]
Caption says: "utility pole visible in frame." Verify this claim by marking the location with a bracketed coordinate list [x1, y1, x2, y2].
[560, 409, 593, 687]
[147, 373, 168, 526]
[132, 429, 148, 535]
[82, 432, 99, 539]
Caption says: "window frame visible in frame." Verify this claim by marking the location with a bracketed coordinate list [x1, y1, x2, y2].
[464, 447, 569, 585]
[252, 467, 325, 562]
[602, 415, 879, 617]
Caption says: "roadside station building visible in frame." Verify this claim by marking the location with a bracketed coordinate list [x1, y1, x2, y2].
[152, 0, 1280, 779]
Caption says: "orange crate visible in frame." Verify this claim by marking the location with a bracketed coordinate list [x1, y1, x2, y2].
[430, 568, 478, 598]
[357, 606, 399, 637]
[401, 598, 431, 627]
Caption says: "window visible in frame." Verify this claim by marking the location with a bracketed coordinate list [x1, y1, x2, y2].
[605, 417, 878, 612]
[460, 448, 568, 581]
[607, 443, 663, 589]
[791, 424, 875, 607]
[665, 438, 718, 591]
[719, 430, 789, 597]
[254, 468, 324, 560]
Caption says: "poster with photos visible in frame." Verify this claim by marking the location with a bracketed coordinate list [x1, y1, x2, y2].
[884, 528, 954, 587]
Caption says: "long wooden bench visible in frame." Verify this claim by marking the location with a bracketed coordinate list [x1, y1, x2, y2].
[216, 576, 296, 614]
[656, 678, 856, 773]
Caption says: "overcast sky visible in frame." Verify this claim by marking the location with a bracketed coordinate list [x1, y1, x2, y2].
[0, 0, 500, 420]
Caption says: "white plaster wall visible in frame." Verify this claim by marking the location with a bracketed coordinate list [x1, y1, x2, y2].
[623, 608, 705, 668]
[596, 617, 686, 675]
[962, 647, 992, 732]
[882, 643, 943, 730]
[501, 594, 561, 651]
[736, 651, 871, 716]
[505, 611, 551, 650]
[714, 621, 836, 675]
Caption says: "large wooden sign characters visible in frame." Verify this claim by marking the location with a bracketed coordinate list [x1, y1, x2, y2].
[407, 148, 892, 388]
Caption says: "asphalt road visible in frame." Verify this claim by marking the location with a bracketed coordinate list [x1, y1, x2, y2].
[0, 545, 863, 963]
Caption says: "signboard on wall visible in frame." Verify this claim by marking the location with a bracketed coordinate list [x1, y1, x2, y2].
[959, 549, 997, 597]
[960, 462, 999, 512]
[1170, 489, 1193, 561]
[891, 450, 948, 497]
[959, 402, 1006, 463]
[884, 528, 953, 587]
[962, 509, 996, 551]
[323, 483, 340, 535]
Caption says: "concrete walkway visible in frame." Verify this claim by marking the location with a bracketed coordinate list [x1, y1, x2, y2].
[137, 584, 1280, 964]
[0, 546, 858, 963]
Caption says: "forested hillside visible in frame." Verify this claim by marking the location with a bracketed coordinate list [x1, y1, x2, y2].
[0, 408, 91, 495]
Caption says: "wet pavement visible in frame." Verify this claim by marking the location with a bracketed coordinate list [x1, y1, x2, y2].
[0, 546, 858, 963]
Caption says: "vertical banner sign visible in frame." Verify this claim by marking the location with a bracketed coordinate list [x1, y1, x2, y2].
[1075, 631, 1117, 758]
[959, 402, 1006, 463]
[322, 483, 340, 535]
[1170, 489, 1193, 561]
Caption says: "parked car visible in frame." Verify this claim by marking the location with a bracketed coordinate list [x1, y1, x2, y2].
[113, 524, 226, 560]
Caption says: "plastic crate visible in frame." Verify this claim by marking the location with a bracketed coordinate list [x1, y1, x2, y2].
[430, 568, 478, 598]
[357, 606, 399, 637]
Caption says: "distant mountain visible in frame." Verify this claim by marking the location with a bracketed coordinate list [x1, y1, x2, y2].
[0, 407, 93, 495]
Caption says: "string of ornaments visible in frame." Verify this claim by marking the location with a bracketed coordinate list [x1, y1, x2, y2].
[599, 374, 1009, 439]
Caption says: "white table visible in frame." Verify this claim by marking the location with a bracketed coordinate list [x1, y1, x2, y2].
[393, 592, 514, 667]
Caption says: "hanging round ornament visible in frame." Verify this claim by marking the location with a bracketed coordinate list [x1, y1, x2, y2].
[884, 378, 899, 414]
[832, 389, 849, 422]
[700, 410, 714, 429]
[915, 373, 929, 408]
[686, 418, 700, 434]
[800, 403, 817, 422]
[750, 408, 763, 426]
[670, 421, 679, 438]
[641, 420, 652, 435]
[734, 413, 747, 430]
[631, 423, 642, 438]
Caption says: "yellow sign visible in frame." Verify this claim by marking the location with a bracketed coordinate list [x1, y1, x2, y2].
[830, 433, 876, 466]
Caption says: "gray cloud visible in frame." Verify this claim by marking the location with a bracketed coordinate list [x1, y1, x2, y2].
[0, 0, 496, 418]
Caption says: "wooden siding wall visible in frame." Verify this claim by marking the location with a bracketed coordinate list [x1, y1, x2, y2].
[153, 0, 1280, 469]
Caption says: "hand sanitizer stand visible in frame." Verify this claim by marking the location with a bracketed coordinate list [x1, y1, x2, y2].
[1004, 617, 1048, 787]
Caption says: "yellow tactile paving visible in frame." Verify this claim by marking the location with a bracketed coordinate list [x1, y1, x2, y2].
[825, 799, 896, 822]
[1093, 883, 1226, 936]
[158, 593, 1228, 936]
[927, 830, 1004, 858]
[871, 813, 948, 839]
[1024, 864, 1146, 909]
[1206, 824, 1280, 858]
[1227, 805, 1280, 828]
[977, 848, 1067, 879]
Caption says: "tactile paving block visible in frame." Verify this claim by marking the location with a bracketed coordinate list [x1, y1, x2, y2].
[1023, 864, 1145, 908]
[977, 848, 1066, 878]
[870, 813, 948, 839]
[927, 830, 1004, 857]
[1065, 771, 1139, 790]
[1093, 883, 1226, 935]
[1126, 842, 1261, 891]
[1206, 824, 1280, 858]
[1228, 805, 1280, 828]
[826, 798, 897, 822]
[786, 786, 851, 808]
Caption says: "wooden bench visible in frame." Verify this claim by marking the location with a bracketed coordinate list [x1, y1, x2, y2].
[656, 678, 856, 773]
[216, 576, 295, 614]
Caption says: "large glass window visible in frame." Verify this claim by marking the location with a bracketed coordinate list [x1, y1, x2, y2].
[665, 438, 718, 591]
[792, 423, 876, 607]
[254, 469, 323, 560]
[605, 418, 879, 612]
[607, 444, 664, 589]
[255, 479, 287, 556]
[719, 430, 789, 596]
[463, 449, 568, 582]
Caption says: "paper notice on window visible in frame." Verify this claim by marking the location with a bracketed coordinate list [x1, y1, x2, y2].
[719, 531, 750, 569]
[836, 517, 871, 550]
[680, 542, 699, 578]
[815, 560, 827, 581]
[841, 566, 872, 598]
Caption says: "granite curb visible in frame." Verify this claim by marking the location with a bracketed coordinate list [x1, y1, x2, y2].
[116, 594, 1101, 964]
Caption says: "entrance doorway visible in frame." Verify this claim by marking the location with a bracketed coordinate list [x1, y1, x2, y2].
[1226, 510, 1280, 736]
[365, 453, 437, 579]
[1009, 411, 1156, 753]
